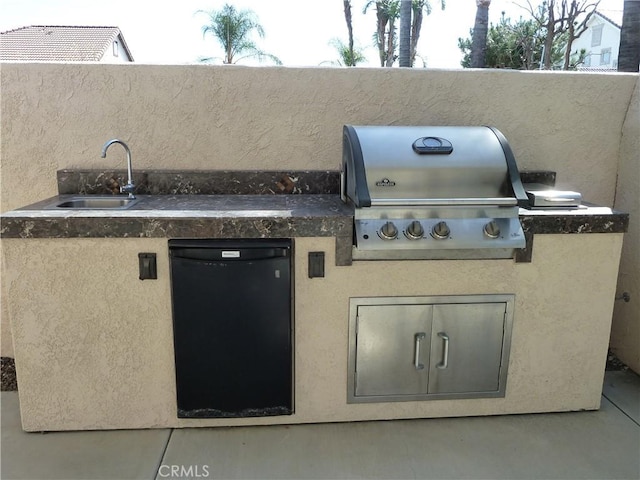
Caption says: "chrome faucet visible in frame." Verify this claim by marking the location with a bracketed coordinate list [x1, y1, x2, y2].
[101, 139, 135, 198]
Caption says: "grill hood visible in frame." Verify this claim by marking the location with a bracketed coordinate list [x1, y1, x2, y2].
[342, 125, 528, 208]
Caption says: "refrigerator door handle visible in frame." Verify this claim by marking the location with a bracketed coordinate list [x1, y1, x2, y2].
[171, 248, 289, 262]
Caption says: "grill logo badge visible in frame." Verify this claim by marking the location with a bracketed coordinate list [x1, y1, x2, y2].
[375, 178, 396, 187]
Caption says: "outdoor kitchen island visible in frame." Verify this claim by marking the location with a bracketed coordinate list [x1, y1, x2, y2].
[1, 177, 628, 432]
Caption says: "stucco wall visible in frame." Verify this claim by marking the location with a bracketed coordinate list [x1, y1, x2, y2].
[611, 76, 640, 373]
[0, 63, 638, 359]
[2, 235, 623, 431]
[1, 64, 637, 212]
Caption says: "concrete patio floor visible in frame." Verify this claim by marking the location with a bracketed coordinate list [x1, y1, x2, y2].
[1, 370, 639, 480]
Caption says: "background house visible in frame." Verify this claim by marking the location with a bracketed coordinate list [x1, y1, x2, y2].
[572, 11, 622, 71]
[0, 25, 133, 62]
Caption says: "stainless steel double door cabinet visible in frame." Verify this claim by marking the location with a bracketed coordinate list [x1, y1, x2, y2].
[347, 295, 515, 403]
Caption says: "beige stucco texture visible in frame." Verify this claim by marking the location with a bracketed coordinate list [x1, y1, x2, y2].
[3, 234, 622, 431]
[1, 65, 638, 362]
[1, 64, 637, 213]
[612, 77, 640, 373]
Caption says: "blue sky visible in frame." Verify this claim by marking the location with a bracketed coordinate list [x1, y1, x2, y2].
[0, 0, 625, 68]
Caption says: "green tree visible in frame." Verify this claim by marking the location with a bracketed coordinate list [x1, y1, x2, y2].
[618, 0, 640, 71]
[197, 4, 281, 65]
[459, 14, 583, 69]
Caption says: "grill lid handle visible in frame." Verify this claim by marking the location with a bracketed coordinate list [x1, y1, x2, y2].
[486, 126, 530, 208]
[412, 136, 453, 155]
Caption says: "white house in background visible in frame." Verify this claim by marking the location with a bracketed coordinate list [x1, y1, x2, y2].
[571, 11, 622, 71]
[0, 25, 133, 62]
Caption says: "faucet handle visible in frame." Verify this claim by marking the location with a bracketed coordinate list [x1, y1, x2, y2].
[120, 182, 136, 198]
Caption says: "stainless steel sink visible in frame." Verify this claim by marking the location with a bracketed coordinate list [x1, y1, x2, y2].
[54, 196, 140, 209]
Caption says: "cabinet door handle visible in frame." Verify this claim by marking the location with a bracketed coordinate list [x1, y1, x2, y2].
[436, 332, 450, 369]
[414, 332, 426, 370]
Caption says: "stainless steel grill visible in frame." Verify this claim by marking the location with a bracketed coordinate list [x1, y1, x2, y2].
[341, 125, 528, 260]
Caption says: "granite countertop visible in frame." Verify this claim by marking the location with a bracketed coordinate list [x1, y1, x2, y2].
[515, 204, 628, 262]
[0, 170, 629, 266]
[0, 194, 355, 265]
[2, 195, 627, 236]
[519, 204, 628, 234]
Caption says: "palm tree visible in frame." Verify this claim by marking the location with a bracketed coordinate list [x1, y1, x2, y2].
[470, 0, 491, 67]
[324, 38, 367, 66]
[384, 1, 401, 66]
[343, 1, 356, 66]
[618, 0, 640, 71]
[197, 4, 281, 65]
[410, 0, 446, 66]
[363, 0, 400, 66]
[399, 0, 413, 66]
[366, 0, 444, 67]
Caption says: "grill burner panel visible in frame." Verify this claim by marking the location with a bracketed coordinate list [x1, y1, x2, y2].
[342, 125, 527, 260]
[354, 215, 524, 260]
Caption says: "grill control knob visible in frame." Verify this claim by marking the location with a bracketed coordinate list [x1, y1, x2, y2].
[484, 220, 501, 239]
[431, 221, 450, 239]
[405, 220, 424, 240]
[379, 221, 398, 240]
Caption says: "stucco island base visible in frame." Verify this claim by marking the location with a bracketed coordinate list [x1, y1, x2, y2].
[3, 234, 623, 431]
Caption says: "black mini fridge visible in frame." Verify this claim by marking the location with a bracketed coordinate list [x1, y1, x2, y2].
[169, 239, 293, 418]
